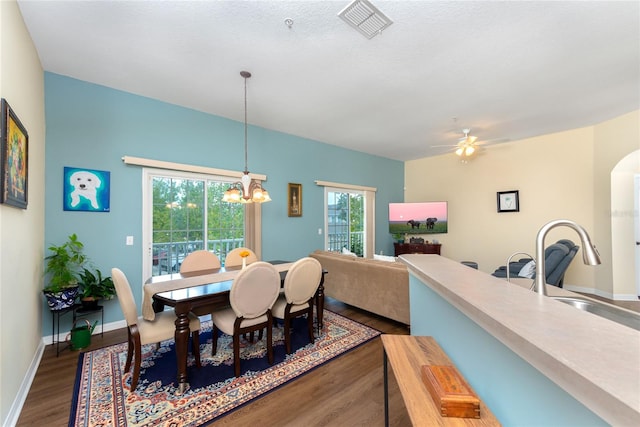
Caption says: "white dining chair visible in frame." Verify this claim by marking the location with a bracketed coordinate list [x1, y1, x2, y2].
[112, 267, 202, 390]
[210, 261, 280, 377]
[225, 247, 258, 267]
[272, 257, 323, 353]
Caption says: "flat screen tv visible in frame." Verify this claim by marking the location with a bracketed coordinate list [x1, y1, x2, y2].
[389, 202, 448, 234]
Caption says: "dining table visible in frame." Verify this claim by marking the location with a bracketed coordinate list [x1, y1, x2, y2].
[144, 260, 326, 392]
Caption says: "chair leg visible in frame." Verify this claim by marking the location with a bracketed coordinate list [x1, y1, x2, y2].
[283, 314, 292, 354]
[124, 330, 134, 372]
[131, 337, 142, 391]
[233, 333, 241, 377]
[267, 321, 274, 365]
[191, 331, 202, 368]
[212, 324, 219, 357]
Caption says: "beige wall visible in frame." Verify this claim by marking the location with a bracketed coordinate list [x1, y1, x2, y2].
[405, 110, 639, 299]
[0, 0, 45, 424]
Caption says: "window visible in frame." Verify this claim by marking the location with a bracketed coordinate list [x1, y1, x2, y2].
[142, 168, 264, 279]
[318, 180, 376, 258]
[327, 190, 364, 255]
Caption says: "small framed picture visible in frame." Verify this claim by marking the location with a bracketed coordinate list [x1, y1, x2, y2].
[1, 99, 29, 209]
[497, 190, 519, 213]
[288, 183, 302, 217]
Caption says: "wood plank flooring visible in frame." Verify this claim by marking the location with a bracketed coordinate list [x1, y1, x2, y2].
[17, 298, 412, 426]
[16, 295, 640, 426]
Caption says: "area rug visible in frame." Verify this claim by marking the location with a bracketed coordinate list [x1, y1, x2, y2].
[69, 310, 380, 426]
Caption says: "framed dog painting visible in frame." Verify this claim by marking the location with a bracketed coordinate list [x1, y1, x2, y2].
[63, 167, 110, 212]
[1, 99, 29, 209]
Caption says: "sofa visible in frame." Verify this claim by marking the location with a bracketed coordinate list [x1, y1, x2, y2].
[491, 239, 579, 288]
[310, 250, 410, 324]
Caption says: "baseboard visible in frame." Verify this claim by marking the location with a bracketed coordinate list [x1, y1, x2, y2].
[563, 285, 639, 301]
[3, 340, 45, 427]
[42, 319, 127, 345]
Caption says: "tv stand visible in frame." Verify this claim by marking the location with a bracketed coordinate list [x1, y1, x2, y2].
[394, 242, 441, 256]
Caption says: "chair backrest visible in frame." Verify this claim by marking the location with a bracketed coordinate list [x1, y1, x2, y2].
[111, 268, 139, 327]
[229, 261, 280, 319]
[546, 240, 579, 286]
[225, 247, 258, 267]
[283, 257, 323, 305]
[180, 250, 221, 273]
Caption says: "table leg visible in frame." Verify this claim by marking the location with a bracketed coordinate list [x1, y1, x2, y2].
[174, 302, 191, 393]
[384, 348, 389, 427]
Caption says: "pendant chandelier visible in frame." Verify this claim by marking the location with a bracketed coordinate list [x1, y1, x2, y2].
[222, 71, 271, 204]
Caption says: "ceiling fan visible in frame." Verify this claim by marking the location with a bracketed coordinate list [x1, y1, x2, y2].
[432, 128, 505, 162]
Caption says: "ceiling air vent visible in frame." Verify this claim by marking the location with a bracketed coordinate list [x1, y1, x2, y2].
[338, 0, 393, 39]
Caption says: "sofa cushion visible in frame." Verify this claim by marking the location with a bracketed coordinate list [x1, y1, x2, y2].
[373, 254, 397, 262]
[517, 260, 536, 278]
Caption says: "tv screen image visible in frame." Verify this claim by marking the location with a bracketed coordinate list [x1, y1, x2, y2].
[389, 202, 448, 234]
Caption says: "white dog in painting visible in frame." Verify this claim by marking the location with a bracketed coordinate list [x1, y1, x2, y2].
[69, 170, 102, 209]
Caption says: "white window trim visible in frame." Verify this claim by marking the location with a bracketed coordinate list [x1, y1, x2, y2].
[316, 180, 376, 257]
[139, 163, 263, 283]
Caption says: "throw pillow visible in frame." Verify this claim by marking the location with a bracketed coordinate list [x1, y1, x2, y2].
[518, 260, 536, 278]
[342, 247, 357, 257]
[373, 254, 397, 262]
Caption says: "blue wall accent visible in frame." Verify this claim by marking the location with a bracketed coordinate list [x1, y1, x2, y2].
[43, 73, 403, 333]
[409, 275, 605, 426]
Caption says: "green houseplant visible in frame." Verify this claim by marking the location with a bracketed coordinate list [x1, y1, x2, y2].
[78, 268, 115, 310]
[43, 234, 87, 310]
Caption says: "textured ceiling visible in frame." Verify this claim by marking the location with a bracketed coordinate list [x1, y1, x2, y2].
[17, 0, 640, 161]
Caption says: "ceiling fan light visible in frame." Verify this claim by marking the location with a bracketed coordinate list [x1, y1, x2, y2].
[455, 147, 464, 156]
[465, 146, 475, 156]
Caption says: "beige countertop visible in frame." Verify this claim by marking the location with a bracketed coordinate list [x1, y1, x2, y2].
[400, 254, 640, 426]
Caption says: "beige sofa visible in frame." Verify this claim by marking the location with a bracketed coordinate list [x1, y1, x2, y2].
[310, 250, 410, 324]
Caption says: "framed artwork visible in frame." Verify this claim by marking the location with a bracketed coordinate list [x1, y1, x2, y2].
[1, 99, 29, 209]
[497, 190, 519, 213]
[288, 183, 302, 217]
[63, 166, 111, 212]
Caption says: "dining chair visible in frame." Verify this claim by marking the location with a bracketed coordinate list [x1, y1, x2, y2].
[111, 268, 202, 391]
[224, 247, 258, 267]
[180, 250, 221, 273]
[210, 261, 281, 377]
[272, 257, 323, 354]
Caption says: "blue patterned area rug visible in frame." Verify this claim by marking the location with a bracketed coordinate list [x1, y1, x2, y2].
[69, 310, 380, 426]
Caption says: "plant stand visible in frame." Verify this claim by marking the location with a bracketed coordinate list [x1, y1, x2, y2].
[51, 303, 104, 357]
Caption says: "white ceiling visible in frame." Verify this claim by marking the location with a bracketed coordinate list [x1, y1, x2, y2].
[17, 0, 640, 161]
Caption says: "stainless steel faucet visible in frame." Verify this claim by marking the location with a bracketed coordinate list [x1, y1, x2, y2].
[534, 219, 601, 296]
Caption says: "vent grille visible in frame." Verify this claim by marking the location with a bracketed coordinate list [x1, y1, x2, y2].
[338, 0, 393, 39]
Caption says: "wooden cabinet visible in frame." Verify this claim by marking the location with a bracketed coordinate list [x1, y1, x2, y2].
[394, 242, 441, 256]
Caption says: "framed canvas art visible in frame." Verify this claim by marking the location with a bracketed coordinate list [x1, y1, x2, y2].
[288, 183, 302, 217]
[63, 167, 111, 212]
[1, 99, 29, 209]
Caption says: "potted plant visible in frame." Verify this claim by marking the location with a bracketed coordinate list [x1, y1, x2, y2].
[43, 234, 87, 310]
[78, 267, 115, 310]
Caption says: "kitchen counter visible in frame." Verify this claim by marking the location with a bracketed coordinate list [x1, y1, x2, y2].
[400, 254, 640, 426]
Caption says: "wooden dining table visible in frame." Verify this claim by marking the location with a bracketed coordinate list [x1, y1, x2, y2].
[145, 261, 326, 392]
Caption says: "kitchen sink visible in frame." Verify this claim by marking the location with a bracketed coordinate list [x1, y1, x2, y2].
[552, 296, 640, 331]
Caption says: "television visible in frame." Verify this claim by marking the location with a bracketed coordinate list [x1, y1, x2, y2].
[389, 201, 448, 234]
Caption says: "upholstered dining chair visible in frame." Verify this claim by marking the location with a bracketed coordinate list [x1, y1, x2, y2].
[210, 261, 281, 377]
[272, 257, 323, 354]
[111, 268, 202, 391]
[180, 250, 221, 273]
[224, 247, 258, 267]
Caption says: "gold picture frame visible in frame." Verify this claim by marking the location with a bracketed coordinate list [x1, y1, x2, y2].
[288, 183, 302, 217]
[1, 99, 29, 209]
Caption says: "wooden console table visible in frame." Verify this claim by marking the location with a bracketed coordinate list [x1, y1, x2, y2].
[394, 242, 441, 256]
[382, 335, 500, 426]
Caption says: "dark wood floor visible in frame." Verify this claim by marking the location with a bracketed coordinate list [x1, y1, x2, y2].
[17, 298, 412, 426]
[17, 294, 640, 426]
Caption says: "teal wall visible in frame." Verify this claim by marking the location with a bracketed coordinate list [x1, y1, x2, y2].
[409, 274, 605, 426]
[43, 73, 403, 332]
